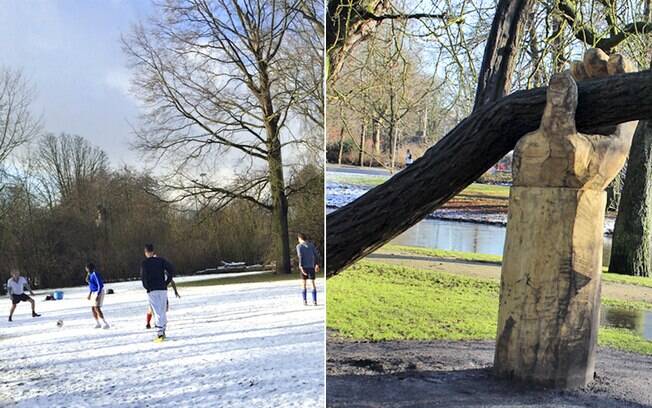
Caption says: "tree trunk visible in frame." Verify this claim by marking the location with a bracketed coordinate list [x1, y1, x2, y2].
[337, 127, 345, 165]
[359, 122, 366, 166]
[326, 70, 652, 276]
[609, 120, 652, 276]
[390, 124, 399, 171]
[268, 138, 291, 274]
[473, 0, 535, 111]
[374, 122, 381, 160]
[422, 106, 428, 144]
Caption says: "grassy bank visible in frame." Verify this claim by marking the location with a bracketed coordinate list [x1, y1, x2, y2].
[380, 244, 652, 289]
[327, 261, 652, 355]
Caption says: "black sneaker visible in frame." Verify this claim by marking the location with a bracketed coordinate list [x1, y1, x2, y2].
[8, 317, 12, 322]
[146, 324, 151, 329]
[32, 312, 41, 318]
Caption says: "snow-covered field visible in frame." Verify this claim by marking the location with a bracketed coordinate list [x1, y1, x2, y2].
[0, 273, 325, 407]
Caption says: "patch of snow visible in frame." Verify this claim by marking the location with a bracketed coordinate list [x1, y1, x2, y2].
[0, 273, 325, 407]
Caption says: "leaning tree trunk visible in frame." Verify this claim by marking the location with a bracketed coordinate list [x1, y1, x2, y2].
[609, 119, 652, 277]
[473, 0, 535, 111]
[326, 71, 652, 275]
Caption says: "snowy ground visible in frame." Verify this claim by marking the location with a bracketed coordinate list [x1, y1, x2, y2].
[0, 273, 325, 407]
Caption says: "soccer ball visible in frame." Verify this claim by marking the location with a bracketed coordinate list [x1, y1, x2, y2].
[56, 320, 63, 327]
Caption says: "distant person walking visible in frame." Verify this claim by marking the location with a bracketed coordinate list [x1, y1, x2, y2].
[296, 233, 320, 306]
[146, 278, 180, 329]
[141, 244, 175, 341]
[405, 149, 414, 167]
[7, 269, 40, 322]
[86, 263, 109, 329]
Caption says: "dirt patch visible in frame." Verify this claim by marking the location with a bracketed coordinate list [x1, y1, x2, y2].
[327, 334, 652, 407]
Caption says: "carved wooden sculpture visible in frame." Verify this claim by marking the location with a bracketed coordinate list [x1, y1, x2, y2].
[494, 49, 637, 388]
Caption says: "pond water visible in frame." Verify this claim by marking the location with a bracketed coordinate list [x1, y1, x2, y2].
[390, 218, 614, 266]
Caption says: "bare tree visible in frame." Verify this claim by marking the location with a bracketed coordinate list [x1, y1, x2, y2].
[36, 133, 109, 204]
[123, 0, 319, 274]
[0, 68, 41, 165]
[326, 0, 464, 83]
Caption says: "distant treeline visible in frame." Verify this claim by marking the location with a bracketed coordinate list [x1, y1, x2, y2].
[0, 134, 323, 292]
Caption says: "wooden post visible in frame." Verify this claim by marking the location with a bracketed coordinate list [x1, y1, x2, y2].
[495, 52, 637, 388]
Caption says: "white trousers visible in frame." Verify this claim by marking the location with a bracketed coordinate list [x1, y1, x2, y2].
[148, 290, 168, 336]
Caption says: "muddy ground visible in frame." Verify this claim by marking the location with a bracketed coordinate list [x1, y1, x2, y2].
[327, 335, 652, 407]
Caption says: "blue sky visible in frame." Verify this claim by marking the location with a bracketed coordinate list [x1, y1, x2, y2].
[0, 0, 153, 167]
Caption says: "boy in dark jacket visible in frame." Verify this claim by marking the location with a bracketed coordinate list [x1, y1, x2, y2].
[141, 244, 175, 341]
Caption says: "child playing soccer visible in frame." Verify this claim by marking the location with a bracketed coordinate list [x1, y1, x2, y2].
[86, 263, 110, 329]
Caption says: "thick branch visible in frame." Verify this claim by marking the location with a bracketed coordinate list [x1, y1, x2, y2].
[327, 70, 652, 276]
[363, 12, 450, 22]
[473, 0, 535, 111]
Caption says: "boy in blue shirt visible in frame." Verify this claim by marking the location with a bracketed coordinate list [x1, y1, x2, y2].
[86, 263, 109, 329]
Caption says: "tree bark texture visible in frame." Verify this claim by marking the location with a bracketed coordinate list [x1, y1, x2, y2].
[473, 0, 535, 111]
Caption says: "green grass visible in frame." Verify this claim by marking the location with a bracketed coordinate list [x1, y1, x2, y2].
[176, 271, 297, 287]
[461, 183, 510, 198]
[599, 327, 652, 354]
[327, 174, 388, 187]
[380, 244, 652, 289]
[601, 298, 652, 311]
[380, 245, 503, 264]
[600, 270, 652, 289]
[327, 261, 500, 341]
[327, 261, 652, 354]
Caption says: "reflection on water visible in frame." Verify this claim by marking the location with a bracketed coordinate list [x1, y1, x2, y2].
[391, 219, 614, 266]
[601, 306, 652, 340]
[392, 220, 506, 256]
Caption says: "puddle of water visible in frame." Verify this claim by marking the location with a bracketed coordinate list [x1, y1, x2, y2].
[601, 306, 652, 340]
